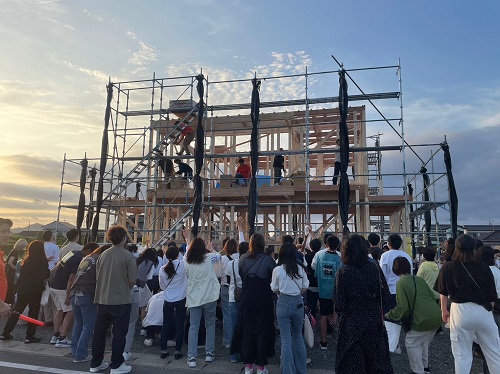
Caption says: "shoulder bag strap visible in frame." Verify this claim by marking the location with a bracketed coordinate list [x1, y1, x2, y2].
[460, 262, 484, 294]
[164, 262, 180, 290]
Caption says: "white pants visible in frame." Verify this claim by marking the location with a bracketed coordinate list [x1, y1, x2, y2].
[405, 330, 436, 374]
[384, 320, 401, 352]
[124, 286, 140, 353]
[450, 302, 500, 374]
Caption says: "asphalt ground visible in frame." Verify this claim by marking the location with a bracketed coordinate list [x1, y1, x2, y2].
[0, 314, 485, 373]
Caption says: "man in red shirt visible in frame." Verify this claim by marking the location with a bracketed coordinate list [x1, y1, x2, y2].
[234, 158, 251, 186]
[0, 218, 13, 316]
[174, 121, 195, 156]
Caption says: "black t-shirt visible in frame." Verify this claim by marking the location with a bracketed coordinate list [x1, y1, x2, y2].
[305, 251, 318, 288]
[50, 250, 83, 290]
[435, 260, 497, 311]
[176, 162, 193, 175]
[273, 155, 284, 168]
[5, 248, 18, 277]
[69, 253, 98, 298]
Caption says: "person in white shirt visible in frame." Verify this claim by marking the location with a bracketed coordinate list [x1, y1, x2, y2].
[226, 241, 246, 363]
[184, 237, 221, 368]
[220, 238, 238, 350]
[271, 243, 309, 374]
[159, 245, 187, 360]
[42, 230, 59, 270]
[42, 230, 59, 326]
[379, 233, 412, 354]
[59, 229, 83, 261]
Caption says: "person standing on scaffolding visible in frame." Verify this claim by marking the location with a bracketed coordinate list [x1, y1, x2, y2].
[174, 120, 195, 156]
[273, 148, 285, 186]
[332, 138, 341, 185]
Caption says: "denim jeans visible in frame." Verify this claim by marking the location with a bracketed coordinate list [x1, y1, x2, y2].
[91, 303, 131, 370]
[276, 294, 307, 374]
[70, 293, 97, 360]
[229, 301, 240, 362]
[221, 285, 231, 346]
[188, 301, 217, 358]
[161, 298, 186, 352]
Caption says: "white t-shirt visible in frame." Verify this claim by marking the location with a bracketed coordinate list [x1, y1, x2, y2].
[152, 256, 164, 277]
[490, 266, 500, 296]
[311, 248, 327, 270]
[142, 293, 164, 327]
[59, 242, 83, 261]
[380, 249, 413, 294]
[159, 258, 187, 303]
[271, 265, 309, 296]
[225, 254, 241, 303]
[44, 241, 60, 270]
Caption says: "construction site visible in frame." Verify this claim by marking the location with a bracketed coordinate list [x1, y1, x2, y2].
[56, 60, 458, 251]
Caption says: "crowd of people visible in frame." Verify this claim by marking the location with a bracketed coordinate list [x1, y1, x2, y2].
[1, 216, 500, 374]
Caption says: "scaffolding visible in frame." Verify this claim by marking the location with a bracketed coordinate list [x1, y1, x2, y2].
[57, 61, 456, 250]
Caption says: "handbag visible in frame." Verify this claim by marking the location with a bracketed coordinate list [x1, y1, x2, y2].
[40, 284, 50, 306]
[303, 312, 314, 348]
[401, 276, 417, 333]
[232, 261, 242, 302]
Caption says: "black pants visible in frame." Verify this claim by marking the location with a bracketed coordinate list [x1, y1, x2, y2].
[332, 161, 341, 185]
[3, 291, 42, 338]
[91, 303, 131, 370]
[161, 298, 186, 352]
[274, 167, 282, 185]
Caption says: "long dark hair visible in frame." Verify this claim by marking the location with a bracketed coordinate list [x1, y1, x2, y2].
[137, 247, 159, 266]
[22, 240, 48, 268]
[164, 246, 180, 279]
[277, 243, 303, 279]
[341, 234, 368, 267]
[185, 237, 207, 264]
[249, 233, 265, 258]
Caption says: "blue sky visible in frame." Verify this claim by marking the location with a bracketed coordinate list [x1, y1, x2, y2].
[0, 0, 499, 229]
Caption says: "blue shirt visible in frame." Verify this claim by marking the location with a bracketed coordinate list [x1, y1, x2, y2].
[315, 250, 342, 299]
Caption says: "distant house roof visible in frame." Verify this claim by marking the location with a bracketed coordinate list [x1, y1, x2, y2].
[482, 230, 500, 243]
[42, 221, 76, 231]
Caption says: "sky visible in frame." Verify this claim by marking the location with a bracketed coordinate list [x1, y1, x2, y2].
[0, 0, 499, 230]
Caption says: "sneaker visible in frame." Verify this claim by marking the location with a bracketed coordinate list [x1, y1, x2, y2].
[167, 339, 176, 347]
[205, 352, 215, 362]
[90, 362, 110, 373]
[110, 362, 132, 374]
[391, 346, 402, 355]
[223, 343, 230, 349]
[175, 353, 183, 360]
[24, 336, 41, 344]
[55, 338, 72, 348]
[50, 335, 58, 344]
[73, 356, 91, 363]
[244, 366, 255, 374]
[320, 341, 327, 350]
[140, 329, 147, 336]
[257, 367, 269, 374]
[230, 355, 238, 363]
[122, 352, 132, 362]
[0, 333, 13, 341]
[144, 338, 153, 346]
[187, 357, 197, 368]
